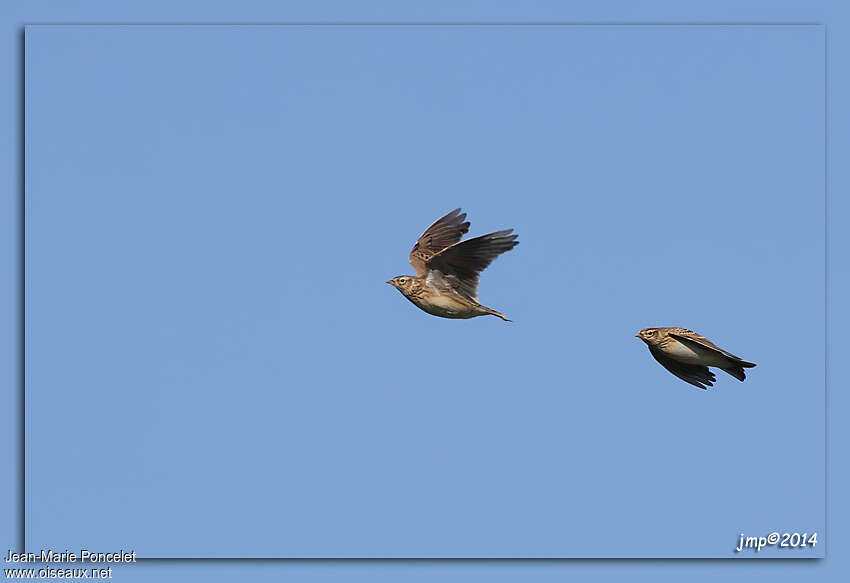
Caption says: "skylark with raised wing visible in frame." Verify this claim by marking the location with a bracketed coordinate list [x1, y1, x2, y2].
[636, 327, 756, 389]
[387, 208, 518, 321]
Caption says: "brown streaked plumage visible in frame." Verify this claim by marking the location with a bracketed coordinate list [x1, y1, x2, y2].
[387, 208, 519, 321]
[636, 327, 756, 390]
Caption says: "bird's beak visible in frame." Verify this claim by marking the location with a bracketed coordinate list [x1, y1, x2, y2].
[386, 280, 393, 285]
[635, 333, 641, 338]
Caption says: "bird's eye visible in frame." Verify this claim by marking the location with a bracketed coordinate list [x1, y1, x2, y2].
[399, 278, 406, 284]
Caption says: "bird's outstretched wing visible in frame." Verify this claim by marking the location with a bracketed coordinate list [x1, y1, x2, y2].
[409, 208, 470, 277]
[425, 229, 518, 302]
[668, 328, 755, 367]
[649, 347, 716, 390]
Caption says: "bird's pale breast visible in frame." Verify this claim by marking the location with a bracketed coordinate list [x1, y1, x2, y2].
[408, 283, 479, 318]
[424, 292, 471, 314]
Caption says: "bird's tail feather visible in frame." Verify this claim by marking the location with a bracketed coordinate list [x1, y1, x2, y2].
[721, 364, 750, 382]
[482, 306, 511, 322]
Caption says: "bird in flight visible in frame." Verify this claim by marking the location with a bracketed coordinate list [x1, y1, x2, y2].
[387, 208, 519, 321]
[635, 327, 756, 389]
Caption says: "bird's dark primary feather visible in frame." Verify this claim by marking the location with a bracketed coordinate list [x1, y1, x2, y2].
[649, 347, 716, 390]
[426, 229, 519, 301]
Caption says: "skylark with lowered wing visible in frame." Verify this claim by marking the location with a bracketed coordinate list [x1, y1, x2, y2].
[636, 327, 756, 390]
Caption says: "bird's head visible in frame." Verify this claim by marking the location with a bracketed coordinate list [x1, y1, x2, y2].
[386, 276, 415, 294]
[636, 328, 660, 345]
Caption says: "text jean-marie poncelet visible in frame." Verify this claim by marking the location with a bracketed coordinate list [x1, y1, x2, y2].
[5, 549, 137, 563]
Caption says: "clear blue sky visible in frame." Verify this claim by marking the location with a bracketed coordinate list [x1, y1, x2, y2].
[23, 23, 825, 559]
[2, 1, 848, 581]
